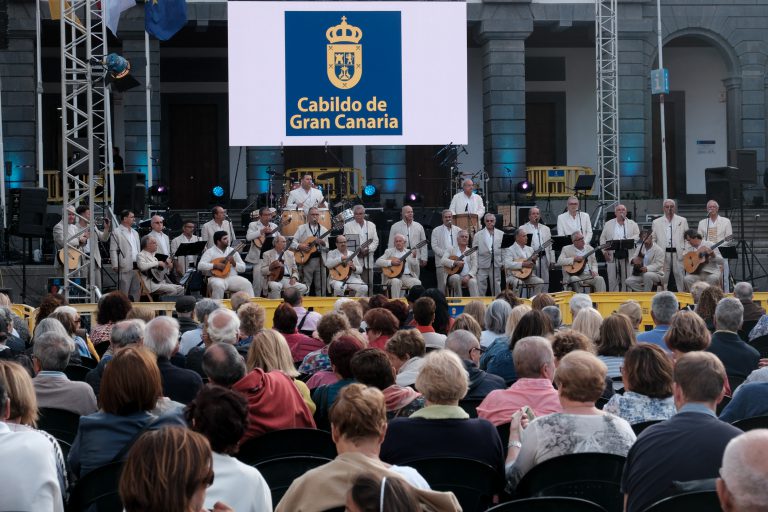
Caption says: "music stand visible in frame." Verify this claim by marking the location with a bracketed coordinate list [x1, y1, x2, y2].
[501, 233, 516, 250]
[174, 241, 207, 269]
[574, 174, 596, 214]
[551, 235, 572, 259]
[608, 239, 637, 292]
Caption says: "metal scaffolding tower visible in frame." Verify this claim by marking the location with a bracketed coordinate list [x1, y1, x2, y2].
[595, 0, 620, 218]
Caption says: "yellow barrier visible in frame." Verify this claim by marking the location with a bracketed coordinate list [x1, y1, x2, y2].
[525, 166, 593, 198]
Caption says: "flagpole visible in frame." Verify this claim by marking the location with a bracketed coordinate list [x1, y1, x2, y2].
[35, 0, 44, 188]
[145, 30, 153, 188]
[0, 70, 6, 229]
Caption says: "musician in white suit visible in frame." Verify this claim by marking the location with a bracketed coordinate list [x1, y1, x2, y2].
[557, 196, 592, 243]
[449, 179, 485, 229]
[600, 204, 640, 292]
[521, 207, 554, 282]
[75, 205, 111, 289]
[245, 207, 279, 297]
[472, 213, 504, 296]
[625, 230, 665, 292]
[326, 235, 367, 297]
[136, 235, 185, 296]
[557, 231, 606, 292]
[343, 205, 379, 287]
[53, 207, 87, 269]
[697, 200, 733, 291]
[502, 228, 546, 295]
[442, 230, 479, 297]
[148, 215, 171, 256]
[290, 207, 329, 295]
[652, 199, 689, 291]
[682, 229, 723, 290]
[387, 205, 427, 278]
[376, 234, 421, 298]
[170, 220, 200, 275]
[201, 206, 234, 249]
[197, 231, 253, 300]
[261, 236, 307, 299]
[109, 209, 141, 299]
[430, 210, 462, 294]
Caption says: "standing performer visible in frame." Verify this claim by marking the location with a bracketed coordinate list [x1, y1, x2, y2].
[442, 230, 479, 297]
[286, 174, 326, 214]
[53, 207, 87, 268]
[245, 207, 278, 297]
[376, 234, 421, 298]
[170, 220, 201, 275]
[136, 235, 185, 296]
[472, 213, 503, 296]
[697, 200, 733, 292]
[261, 235, 307, 299]
[109, 209, 141, 299]
[290, 207, 329, 296]
[683, 229, 723, 290]
[652, 199, 689, 291]
[148, 215, 171, 257]
[449, 179, 485, 230]
[197, 231, 253, 300]
[521, 206, 554, 285]
[387, 205, 428, 278]
[75, 205, 111, 289]
[600, 204, 640, 291]
[557, 195, 592, 243]
[557, 231, 606, 292]
[625, 229, 665, 292]
[343, 205, 379, 289]
[326, 235, 368, 297]
[503, 228, 546, 295]
[431, 210, 462, 294]
[201, 206, 234, 249]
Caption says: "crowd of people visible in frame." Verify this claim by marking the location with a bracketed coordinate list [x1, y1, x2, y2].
[0, 278, 767, 511]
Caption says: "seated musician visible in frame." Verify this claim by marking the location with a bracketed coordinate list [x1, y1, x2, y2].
[556, 231, 606, 292]
[290, 207, 328, 296]
[502, 228, 546, 295]
[197, 231, 254, 300]
[376, 234, 422, 298]
[261, 235, 308, 299]
[683, 228, 723, 290]
[625, 229, 665, 292]
[136, 235, 185, 296]
[441, 229, 479, 297]
[245, 207, 278, 297]
[326, 235, 368, 297]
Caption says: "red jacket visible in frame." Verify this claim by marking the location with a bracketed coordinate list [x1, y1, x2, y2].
[284, 331, 325, 363]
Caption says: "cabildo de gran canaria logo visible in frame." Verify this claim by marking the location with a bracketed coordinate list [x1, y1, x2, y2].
[285, 11, 403, 136]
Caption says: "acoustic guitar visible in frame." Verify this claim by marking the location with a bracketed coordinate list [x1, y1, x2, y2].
[381, 240, 429, 279]
[293, 221, 344, 265]
[631, 231, 653, 276]
[210, 243, 246, 278]
[682, 235, 734, 274]
[561, 242, 611, 276]
[445, 247, 478, 276]
[148, 252, 175, 284]
[57, 247, 81, 268]
[268, 250, 288, 282]
[329, 239, 373, 281]
[509, 239, 553, 279]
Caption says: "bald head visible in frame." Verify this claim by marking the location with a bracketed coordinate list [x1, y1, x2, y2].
[718, 429, 768, 512]
[513, 336, 555, 379]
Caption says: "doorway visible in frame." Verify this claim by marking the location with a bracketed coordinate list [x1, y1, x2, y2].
[652, 91, 686, 198]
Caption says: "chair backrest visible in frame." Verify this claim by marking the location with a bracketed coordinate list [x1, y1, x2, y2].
[727, 374, 746, 393]
[515, 452, 627, 512]
[487, 496, 608, 512]
[640, 490, 721, 512]
[67, 461, 124, 512]
[64, 364, 91, 382]
[749, 334, 768, 358]
[458, 398, 483, 418]
[402, 457, 504, 512]
[255, 455, 332, 509]
[631, 420, 662, 436]
[716, 395, 732, 416]
[235, 428, 336, 466]
[37, 407, 81, 445]
[595, 397, 610, 410]
[731, 415, 768, 432]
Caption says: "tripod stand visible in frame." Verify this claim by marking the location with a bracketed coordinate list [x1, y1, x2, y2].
[736, 180, 768, 285]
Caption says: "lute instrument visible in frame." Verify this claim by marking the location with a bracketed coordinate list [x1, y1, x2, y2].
[210, 243, 246, 278]
[329, 239, 373, 281]
[381, 240, 429, 279]
[509, 239, 553, 279]
[631, 231, 653, 276]
[293, 221, 344, 265]
[682, 235, 734, 274]
[561, 242, 611, 276]
[57, 247, 81, 269]
[445, 246, 478, 276]
[268, 250, 288, 282]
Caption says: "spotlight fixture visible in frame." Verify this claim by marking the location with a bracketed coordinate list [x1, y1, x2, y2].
[404, 192, 423, 206]
[363, 184, 377, 197]
[516, 179, 534, 194]
[212, 185, 225, 198]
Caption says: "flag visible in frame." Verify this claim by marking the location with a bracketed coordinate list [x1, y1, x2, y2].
[48, 0, 82, 26]
[105, 0, 136, 36]
[145, 0, 187, 41]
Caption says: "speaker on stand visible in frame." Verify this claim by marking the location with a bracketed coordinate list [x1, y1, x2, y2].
[8, 187, 49, 303]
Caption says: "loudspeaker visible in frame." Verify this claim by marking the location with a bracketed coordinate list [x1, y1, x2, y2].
[730, 149, 757, 184]
[113, 173, 146, 218]
[705, 167, 739, 210]
[9, 188, 48, 237]
[0, 0, 7, 51]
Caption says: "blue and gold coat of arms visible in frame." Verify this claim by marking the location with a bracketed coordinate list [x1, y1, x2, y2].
[326, 16, 362, 89]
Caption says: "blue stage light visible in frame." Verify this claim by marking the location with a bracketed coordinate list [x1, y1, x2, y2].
[364, 184, 377, 197]
[212, 186, 225, 198]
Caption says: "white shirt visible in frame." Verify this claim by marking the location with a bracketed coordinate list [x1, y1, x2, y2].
[557, 211, 592, 242]
[198, 245, 246, 276]
[150, 230, 170, 255]
[119, 225, 140, 261]
[613, 221, 628, 240]
[450, 246, 471, 277]
[204, 452, 272, 512]
[449, 191, 485, 218]
[286, 187, 325, 214]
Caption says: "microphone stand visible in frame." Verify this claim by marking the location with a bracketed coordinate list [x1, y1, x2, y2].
[490, 230, 496, 296]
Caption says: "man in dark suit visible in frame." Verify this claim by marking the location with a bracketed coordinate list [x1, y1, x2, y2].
[707, 297, 760, 381]
[143, 316, 202, 404]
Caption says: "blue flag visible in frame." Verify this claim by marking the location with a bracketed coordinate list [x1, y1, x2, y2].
[145, 0, 187, 41]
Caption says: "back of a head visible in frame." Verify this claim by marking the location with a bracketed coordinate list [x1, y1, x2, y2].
[185, 384, 248, 455]
[714, 297, 744, 333]
[229, 291, 252, 312]
[689, 281, 710, 303]
[386, 329, 426, 360]
[207, 308, 240, 345]
[572, 307, 603, 342]
[349, 473, 420, 512]
[238, 302, 265, 336]
[126, 306, 156, 324]
[0, 360, 38, 426]
[47, 310, 76, 335]
[462, 301, 486, 330]
[33, 332, 75, 371]
[317, 312, 351, 345]
[110, 319, 145, 349]
[282, 287, 303, 307]
[541, 305, 562, 330]
[329, 383, 386, 441]
[412, 297, 436, 326]
[415, 349, 468, 404]
[350, 348, 396, 390]
[382, 300, 409, 329]
[363, 308, 398, 336]
[96, 290, 133, 325]
[617, 301, 643, 329]
[733, 281, 754, 301]
[623, 344, 673, 399]
[596, 313, 635, 357]
[554, 350, 607, 403]
[143, 316, 180, 358]
[531, 293, 556, 311]
[194, 298, 220, 324]
[338, 300, 364, 329]
[120, 427, 213, 512]
[569, 293, 592, 316]
[513, 336, 554, 379]
[696, 286, 725, 321]
[329, 336, 364, 379]
[511, 309, 553, 349]
[504, 304, 533, 337]
[485, 299, 512, 334]
[202, 343, 247, 387]
[32, 318, 70, 344]
[445, 329, 479, 360]
[272, 303, 298, 334]
[674, 351, 726, 403]
[245, 329, 297, 377]
[100, 346, 162, 416]
[551, 329, 595, 361]
[719, 429, 768, 512]
[450, 313, 482, 341]
[664, 310, 711, 353]
[406, 285, 425, 304]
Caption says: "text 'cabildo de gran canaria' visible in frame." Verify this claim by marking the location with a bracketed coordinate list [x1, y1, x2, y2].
[289, 95, 400, 130]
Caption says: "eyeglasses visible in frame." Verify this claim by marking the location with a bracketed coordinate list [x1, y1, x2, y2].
[470, 346, 483, 355]
[573, 237, 584, 242]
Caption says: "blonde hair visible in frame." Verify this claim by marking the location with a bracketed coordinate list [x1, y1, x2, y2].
[450, 313, 482, 341]
[246, 329, 298, 377]
[126, 306, 156, 324]
[0, 361, 38, 426]
[333, 328, 368, 347]
[329, 384, 387, 441]
[572, 307, 603, 342]
[238, 302, 266, 336]
[504, 304, 532, 337]
[415, 350, 468, 404]
[554, 350, 607, 403]
[463, 301, 486, 330]
[617, 301, 643, 329]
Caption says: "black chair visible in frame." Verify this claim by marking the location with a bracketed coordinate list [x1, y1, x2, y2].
[403, 457, 504, 512]
[458, 398, 484, 418]
[595, 397, 610, 410]
[67, 461, 123, 512]
[514, 453, 627, 512]
[639, 490, 721, 512]
[726, 375, 746, 393]
[716, 395, 732, 416]
[235, 428, 336, 466]
[488, 497, 608, 512]
[731, 415, 768, 431]
[64, 364, 91, 382]
[738, 320, 758, 342]
[749, 334, 768, 358]
[37, 407, 81, 445]
[255, 455, 332, 509]
[497, 423, 511, 456]
[631, 420, 662, 436]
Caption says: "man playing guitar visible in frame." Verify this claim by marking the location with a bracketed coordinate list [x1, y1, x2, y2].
[197, 231, 254, 300]
[325, 235, 367, 297]
[136, 235, 185, 296]
[441, 230, 479, 297]
[503, 228, 546, 295]
[376, 234, 421, 298]
[290, 207, 329, 296]
[261, 235, 307, 299]
[682, 229, 723, 291]
[625, 229, 665, 292]
[557, 231, 606, 292]
[245, 207, 279, 297]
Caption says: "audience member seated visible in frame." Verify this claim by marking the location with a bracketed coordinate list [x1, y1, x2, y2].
[477, 336, 561, 426]
[637, 291, 678, 351]
[748, 312, 768, 341]
[126, 305, 156, 324]
[531, 293, 556, 311]
[174, 296, 199, 334]
[90, 291, 133, 354]
[277, 384, 461, 511]
[336, 300, 364, 332]
[596, 313, 636, 381]
[505, 350, 636, 489]
[0, 292, 29, 344]
[179, 299, 219, 355]
[347, 473, 420, 511]
[571, 307, 603, 345]
[734, 282, 765, 324]
[663, 310, 711, 360]
[186, 385, 272, 512]
[144, 316, 202, 404]
[120, 427, 235, 512]
[479, 304, 531, 375]
[273, 303, 323, 364]
[462, 300, 486, 333]
[312, 336, 365, 430]
[385, 329, 427, 388]
[412, 297, 446, 350]
[69, 346, 185, 478]
[707, 297, 760, 381]
[445, 329, 505, 401]
[246, 329, 316, 415]
[541, 305, 562, 331]
[717, 430, 768, 512]
[0, 379, 64, 512]
[351, 348, 426, 419]
[0, 307, 25, 355]
[617, 301, 643, 333]
[187, 308, 243, 377]
[603, 344, 676, 425]
[363, 308, 399, 350]
[449, 313, 482, 341]
[421, 289, 453, 335]
[284, 288, 322, 335]
[380, 350, 505, 473]
[484, 309, 552, 385]
[566, 293, 593, 328]
[85, 319, 145, 396]
[32, 332, 97, 415]
[718, 381, 768, 423]
[621, 352, 742, 512]
[687, 281, 710, 311]
[696, 286, 724, 331]
[49, 306, 97, 362]
[480, 299, 512, 348]
[237, 302, 266, 348]
[229, 290, 252, 313]
[382, 299, 410, 330]
[299, 312, 350, 377]
[551, 330, 613, 402]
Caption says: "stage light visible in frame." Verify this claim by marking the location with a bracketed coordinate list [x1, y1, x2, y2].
[364, 184, 377, 197]
[404, 192, 423, 206]
[516, 179, 534, 194]
[212, 186, 225, 198]
[105, 53, 130, 79]
[93, 53, 141, 92]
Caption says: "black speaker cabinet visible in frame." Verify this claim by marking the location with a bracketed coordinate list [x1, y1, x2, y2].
[704, 167, 739, 210]
[9, 187, 48, 237]
[113, 173, 146, 218]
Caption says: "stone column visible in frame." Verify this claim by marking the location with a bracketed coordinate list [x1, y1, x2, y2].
[367, 146, 406, 208]
[723, 77, 743, 153]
